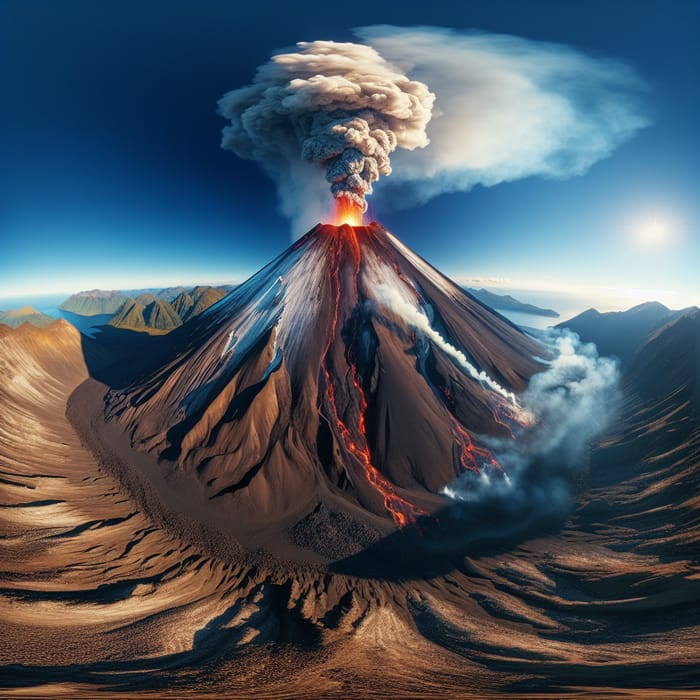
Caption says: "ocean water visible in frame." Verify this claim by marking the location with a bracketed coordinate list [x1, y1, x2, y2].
[0, 293, 112, 336]
[481, 287, 595, 331]
[496, 308, 586, 331]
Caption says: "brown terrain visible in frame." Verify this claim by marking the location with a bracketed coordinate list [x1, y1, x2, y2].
[0, 225, 699, 698]
[0, 305, 55, 329]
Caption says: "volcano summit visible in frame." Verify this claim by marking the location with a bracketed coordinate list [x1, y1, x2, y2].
[98, 222, 543, 559]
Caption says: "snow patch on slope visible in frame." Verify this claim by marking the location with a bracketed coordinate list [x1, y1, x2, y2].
[213, 233, 328, 368]
[383, 228, 461, 300]
[363, 252, 518, 404]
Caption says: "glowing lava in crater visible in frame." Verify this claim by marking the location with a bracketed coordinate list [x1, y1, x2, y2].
[333, 197, 364, 227]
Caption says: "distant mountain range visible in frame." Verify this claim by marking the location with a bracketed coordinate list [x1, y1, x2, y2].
[625, 306, 700, 407]
[465, 288, 559, 317]
[58, 285, 232, 333]
[0, 305, 55, 329]
[109, 295, 183, 332]
[59, 285, 234, 316]
[1, 285, 557, 335]
[58, 289, 127, 316]
[558, 301, 699, 365]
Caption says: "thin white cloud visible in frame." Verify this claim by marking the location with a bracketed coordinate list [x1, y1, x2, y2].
[357, 26, 650, 207]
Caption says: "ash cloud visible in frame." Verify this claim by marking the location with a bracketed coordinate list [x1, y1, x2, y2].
[442, 329, 620, 543]
[217, 41, 434, 233]
[219, 29, 648, 232]
[357, 26, 650, 207]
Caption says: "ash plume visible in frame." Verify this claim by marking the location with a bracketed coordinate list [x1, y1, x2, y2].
[218, 29, 648, 232]
[217, 41, 434, 231]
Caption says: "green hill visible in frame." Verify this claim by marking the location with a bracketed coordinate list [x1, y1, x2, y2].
[59, 290, 127, 315]
[70, 285, 232, 334]
[109, 298, 148, 330]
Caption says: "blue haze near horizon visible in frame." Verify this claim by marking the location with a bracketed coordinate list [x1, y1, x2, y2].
[0, 288, 615, 334]
[1, 0, 698, 306]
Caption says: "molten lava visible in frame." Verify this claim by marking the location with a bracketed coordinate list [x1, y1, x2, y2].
[315, 224, 515, 525]
[334, 197, 364, 227]
[320, 226, 427, 527]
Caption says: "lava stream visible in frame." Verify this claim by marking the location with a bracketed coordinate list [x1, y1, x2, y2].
[320, 227, 426, 527]
[448, 414, 503, 475]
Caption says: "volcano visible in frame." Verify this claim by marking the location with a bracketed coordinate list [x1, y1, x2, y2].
[4, 227, 700, 697]
[99, 222, 543, 558]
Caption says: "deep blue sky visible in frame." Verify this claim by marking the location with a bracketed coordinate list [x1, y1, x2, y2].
[2, 0, 698, 309]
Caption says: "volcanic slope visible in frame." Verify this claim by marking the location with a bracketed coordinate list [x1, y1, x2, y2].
[102, 222, 543, 557]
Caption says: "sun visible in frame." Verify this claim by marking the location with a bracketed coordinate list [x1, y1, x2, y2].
[635, 215, 675, 248]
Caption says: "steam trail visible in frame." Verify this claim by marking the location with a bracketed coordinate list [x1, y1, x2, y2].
[375, 281, 517, 403]
[364, 256, 518, 403]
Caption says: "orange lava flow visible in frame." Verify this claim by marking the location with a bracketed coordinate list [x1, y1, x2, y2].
[448, 414, 503, 475]
[334, 197, 364, 227]
[320, 229, 427, 528]
[492, 401, 532, 435]
[491, 404, 516, 439]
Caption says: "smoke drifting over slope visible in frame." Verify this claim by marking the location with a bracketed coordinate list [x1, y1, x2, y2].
[444, 330, 620, 536]
[219, 28, 648, 232]
[369, 262, 517, 404]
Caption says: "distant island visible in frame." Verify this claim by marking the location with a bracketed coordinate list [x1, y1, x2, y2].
[58, 289, 127, 316]
[59, 285, 232, 333]
[465, 288, 559, 318]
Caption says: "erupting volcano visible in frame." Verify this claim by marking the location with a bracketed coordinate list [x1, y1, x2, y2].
[103, 221, 543, 557]
[333, 197, 364, 227]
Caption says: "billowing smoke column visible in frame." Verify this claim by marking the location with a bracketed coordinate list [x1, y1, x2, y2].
[217, 41, 434, 218]
[218, 29, 648, 233]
